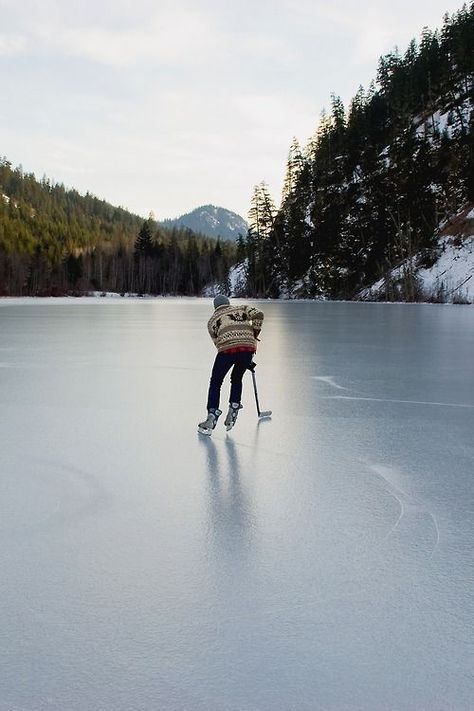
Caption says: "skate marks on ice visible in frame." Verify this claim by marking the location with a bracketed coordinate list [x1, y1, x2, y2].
[323, 394, 474, 409]
[206, 422, 442, 561]
[311, 374, 474, 409]
[1, 458, 109, 536]
[309, 376, 445, 558]
[364, 462, 440, 559]
[310, 375, 350, 391]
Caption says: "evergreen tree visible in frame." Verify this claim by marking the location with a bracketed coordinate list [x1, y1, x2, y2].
[281, 138, 305, 205]
[134, 218, 155, 257]
[247, 182, 277, 295]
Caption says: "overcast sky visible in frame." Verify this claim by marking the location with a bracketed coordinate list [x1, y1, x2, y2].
[0, 0, 465, 220]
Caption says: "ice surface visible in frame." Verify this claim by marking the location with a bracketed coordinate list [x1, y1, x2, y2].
[0, 298, 473, 710]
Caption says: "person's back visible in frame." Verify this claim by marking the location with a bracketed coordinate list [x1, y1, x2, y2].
[207, 303, 264, 354]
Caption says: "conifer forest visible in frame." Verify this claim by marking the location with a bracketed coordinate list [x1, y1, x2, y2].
[0, 164, 234, 296]
[241, 4, 473, 299]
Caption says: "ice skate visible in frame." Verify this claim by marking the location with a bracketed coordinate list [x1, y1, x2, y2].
[198, 408, 222, 436]
[224, 402, 242, 431]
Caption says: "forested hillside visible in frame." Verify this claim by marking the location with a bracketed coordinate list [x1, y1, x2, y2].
[0, 160, 234, 296]
[239, 4, 474, 301]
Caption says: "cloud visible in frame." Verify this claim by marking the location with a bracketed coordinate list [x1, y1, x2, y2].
[235, 31, 297, 64]
[2, 2, 217, 67]
[0, 33, 27, 55]
[1, 1, 296, 69]
[54, 11, 213, 66]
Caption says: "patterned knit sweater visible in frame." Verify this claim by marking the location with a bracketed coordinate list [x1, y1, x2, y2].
[207, 304, 264, 353]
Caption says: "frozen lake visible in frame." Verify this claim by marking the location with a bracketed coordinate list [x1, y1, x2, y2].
[1, 298, 473, 711]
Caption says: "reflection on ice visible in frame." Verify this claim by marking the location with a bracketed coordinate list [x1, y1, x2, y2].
[200, 437, 255, 562]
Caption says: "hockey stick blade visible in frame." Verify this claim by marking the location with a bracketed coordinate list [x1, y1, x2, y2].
[258, 410, 272, 418]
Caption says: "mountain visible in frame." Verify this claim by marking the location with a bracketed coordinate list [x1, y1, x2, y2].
[161, 205, 248, 241]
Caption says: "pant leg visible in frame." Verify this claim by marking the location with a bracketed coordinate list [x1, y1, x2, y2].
[207, 352, 234, 410]
[229, 352, 254, 404]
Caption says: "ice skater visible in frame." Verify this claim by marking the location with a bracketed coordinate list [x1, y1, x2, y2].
[198, 295, 264, 435]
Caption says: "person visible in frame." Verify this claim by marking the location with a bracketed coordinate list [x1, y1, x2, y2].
[198, 295, 264, 435]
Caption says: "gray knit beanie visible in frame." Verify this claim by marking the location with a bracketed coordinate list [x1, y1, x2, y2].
[213, 294, 230, 309]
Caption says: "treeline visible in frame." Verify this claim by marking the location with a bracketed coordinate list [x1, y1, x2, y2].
[0, 159, 234, 295]
[238, 4, 474, 300]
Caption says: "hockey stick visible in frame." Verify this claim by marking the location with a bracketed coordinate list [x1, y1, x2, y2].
[248, 362, 272, 419]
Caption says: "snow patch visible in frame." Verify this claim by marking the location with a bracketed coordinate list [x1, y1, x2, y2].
[361, 232, 474, 304]
[202, 260, 248, 298]
[229, 262, 247, 296]
[418, 235, 474, 301]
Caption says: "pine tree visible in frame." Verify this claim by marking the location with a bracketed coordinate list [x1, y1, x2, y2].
[134, 219, 155, 257]
[281, 138, 305, 205]
[247, 182, 277, 295]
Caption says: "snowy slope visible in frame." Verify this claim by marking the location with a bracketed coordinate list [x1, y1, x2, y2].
[361, 206, 474, 304]
[228, 261, 247, 295]
[418, 234, 474, 302]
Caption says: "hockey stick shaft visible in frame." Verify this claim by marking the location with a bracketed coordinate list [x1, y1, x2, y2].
[251, 370, 262, 416]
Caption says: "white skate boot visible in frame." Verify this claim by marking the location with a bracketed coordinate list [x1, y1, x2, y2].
[224, 402, 243, 431]
[198, 408, 222, 436]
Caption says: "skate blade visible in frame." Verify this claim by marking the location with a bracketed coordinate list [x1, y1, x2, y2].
[198, 427, 212, 436]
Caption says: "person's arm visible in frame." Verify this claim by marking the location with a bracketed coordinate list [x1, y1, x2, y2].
[246, 307, 264, 339]
[208, 316, 219, 346]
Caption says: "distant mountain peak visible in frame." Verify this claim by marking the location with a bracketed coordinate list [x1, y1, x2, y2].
[161, 205, 248, 241]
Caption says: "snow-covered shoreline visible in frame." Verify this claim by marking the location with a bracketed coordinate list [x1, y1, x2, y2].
[1, 294, 472, 307]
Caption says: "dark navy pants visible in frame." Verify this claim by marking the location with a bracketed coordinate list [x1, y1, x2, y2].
[207, 351, 254, 411]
